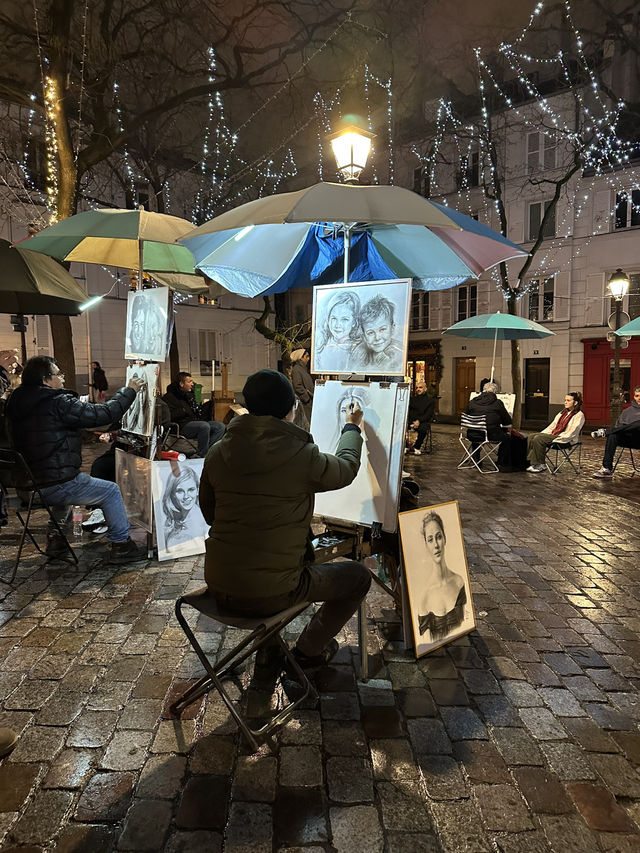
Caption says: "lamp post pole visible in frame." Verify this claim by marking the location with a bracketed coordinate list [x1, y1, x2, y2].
[608, 268, 630, 427]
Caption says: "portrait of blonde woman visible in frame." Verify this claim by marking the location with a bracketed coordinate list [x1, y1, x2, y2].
[399, 501, 475, 657]
[152, 459, 208, 560]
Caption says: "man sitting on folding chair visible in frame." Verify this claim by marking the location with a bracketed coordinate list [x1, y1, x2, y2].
[592, 385, 640, 478]
[199, 369, 371, 678]
[463, 381, 512, 470]
[163, 372, 225, 458]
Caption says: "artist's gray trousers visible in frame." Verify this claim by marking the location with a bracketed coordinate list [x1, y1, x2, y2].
[214, 560, 371, 656]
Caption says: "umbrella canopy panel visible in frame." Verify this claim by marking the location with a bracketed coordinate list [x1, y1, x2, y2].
[0, 239, 87, 315]
[443, 312, 554, 340]
[17, 208, 196, 274]
[615, 316, 640, 337]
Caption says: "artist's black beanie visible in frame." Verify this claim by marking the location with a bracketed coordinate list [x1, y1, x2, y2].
[242, 369, 295, 419]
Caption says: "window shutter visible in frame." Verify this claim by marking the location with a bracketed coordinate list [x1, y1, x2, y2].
[553, 272, 570, 322]
[593, 189, 612, 233]
[188, 328, 199, 374]
[429, 291, 441, 331]
[585, 273, 605, 326]
[526, 132, 539, 171]
[477, 282, 491, 315]
[36, 315, 50, 353]
[508, 201, 525, 244]
[440, 290, 453, 331]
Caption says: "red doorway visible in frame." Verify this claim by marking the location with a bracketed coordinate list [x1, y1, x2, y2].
[582, 338, 640, 425]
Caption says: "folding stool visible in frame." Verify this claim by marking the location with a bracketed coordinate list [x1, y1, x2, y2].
[170, 587, 317, 751]
[458, 414, 500, 473]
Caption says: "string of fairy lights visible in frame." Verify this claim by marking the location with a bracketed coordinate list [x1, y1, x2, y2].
[413, 0, 640, 302]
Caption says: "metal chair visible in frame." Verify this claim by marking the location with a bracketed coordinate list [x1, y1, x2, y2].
[611, 431, 640, 476]
[170, 587, 317, 751]
[458, 414, 500, 473]
[544, 438, 582, 475]
[0, 448, 78, 584]
[161, 423, 200, 457]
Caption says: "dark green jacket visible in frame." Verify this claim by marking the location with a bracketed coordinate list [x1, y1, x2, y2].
[199, 413, 362, 598]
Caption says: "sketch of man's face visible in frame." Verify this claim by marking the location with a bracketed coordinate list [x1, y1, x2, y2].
[362, 313, 394, 353]
[423, 520, 445, 564]
[329, 305, 355, 344]
[175, 480, 197, 511]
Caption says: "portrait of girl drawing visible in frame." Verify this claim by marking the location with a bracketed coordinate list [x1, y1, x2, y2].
[153, 459, 208, 560]
[313, 290, 361, 373]
[399, 501, 475, 657]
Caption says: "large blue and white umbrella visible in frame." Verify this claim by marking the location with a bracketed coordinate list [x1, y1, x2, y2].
[181, 182, 528, 298]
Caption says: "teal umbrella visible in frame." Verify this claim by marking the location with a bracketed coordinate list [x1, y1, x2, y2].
[614, 316, 640, 336]
[443, 312, 554, 381]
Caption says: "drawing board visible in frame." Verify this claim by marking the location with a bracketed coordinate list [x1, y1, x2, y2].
[151, 458, 209, 561]
[398, 501, 476, 658]
[311, 381, 409, 531]
[311, 280, 411, 376]
[121, 363, 157, 437]
[125, 287, 169, 362]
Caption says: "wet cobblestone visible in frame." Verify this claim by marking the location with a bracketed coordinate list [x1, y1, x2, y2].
[0, 428, 639, 850]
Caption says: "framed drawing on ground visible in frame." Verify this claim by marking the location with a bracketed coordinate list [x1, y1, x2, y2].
[121, 363, 158, 437]
[151, 458, 208, 561]
[125, 287, 169, 362]
[311, 279, 411, 376]
[115, 449, 153, 533]
[398, 501, 476, 657]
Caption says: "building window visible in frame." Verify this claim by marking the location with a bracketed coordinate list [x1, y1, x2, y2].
[456, 151, 480, 189]
[410, 291, 430, 330]
[457, 283, 477, 321]
[528, 200, 556, 241]
[526, 131, 556, 172]
[198, 330, 218, 375]
[528, 276, 555, 322]
[614, 190, 640, 229]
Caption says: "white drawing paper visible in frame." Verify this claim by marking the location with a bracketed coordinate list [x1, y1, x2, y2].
[115, 449, 153, 533]
[398, 501, 476, 658]
[312, 381, 404, 528]
[125, 287, 170, 362]
[152, 458, 208, 561]
[311, 280, 411, 376]
[121, 363, 157, 437]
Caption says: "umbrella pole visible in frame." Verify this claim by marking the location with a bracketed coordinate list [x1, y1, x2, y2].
[490, 329, 497, 382]
[343, 225, 351, 284]
[138, 239, 143, 291]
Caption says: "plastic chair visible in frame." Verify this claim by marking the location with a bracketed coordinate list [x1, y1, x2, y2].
[170, 587, 317, 751]
[458, 414, 500, 473]
[0, 448, 78, 584]
[544, 438, 582, 474]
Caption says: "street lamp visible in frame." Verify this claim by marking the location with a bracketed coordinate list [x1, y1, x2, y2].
[608, 267, 630, 426]
[328, 124, 375, 184]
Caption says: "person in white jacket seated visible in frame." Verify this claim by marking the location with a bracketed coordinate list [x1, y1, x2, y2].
[526, 392, 585, 473]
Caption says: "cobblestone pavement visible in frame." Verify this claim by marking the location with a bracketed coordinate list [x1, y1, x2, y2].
[0, 427, 639, 852]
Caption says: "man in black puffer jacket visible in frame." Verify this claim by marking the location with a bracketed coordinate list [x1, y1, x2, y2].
[464, 381, 512, 464]
[6, 356, 144, 564]
[163, 372, 225, 457]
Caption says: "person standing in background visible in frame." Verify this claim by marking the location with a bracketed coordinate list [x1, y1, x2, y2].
[92, 361, 108, 401]
[291, 349, 314, 428]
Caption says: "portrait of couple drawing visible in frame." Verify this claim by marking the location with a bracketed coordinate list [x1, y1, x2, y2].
[311, 280, 410, 376]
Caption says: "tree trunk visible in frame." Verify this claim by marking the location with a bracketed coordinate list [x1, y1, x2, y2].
[507, 294, 522, 429]
[49, 315, 77, 390]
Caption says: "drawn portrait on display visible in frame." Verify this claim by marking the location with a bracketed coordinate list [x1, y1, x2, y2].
[121, 363, 157, 437]
[125, 287, 169, 362]
[151, 459, 208, 561]
[115, 449, 153, 533]
[398, 501, 476, 658]
[311, 280, 411, 376]
[312, 381, 407, 530]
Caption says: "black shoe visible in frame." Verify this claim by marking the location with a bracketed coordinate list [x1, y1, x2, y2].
[108, 538, 146, 565]
[45, 532, 70, 559]
[252, 645, 286, 689]
[292, 639, 339, 670]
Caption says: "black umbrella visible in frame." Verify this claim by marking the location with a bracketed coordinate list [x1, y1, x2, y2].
[0, 239, 87, 315]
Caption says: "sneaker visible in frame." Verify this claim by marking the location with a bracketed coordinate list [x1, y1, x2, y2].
[592, 467, 613, 478]
[0, 727, 18, 758]
[108, 538, 146, 565]
[91, 525, 108, 536]
[526, 464, 546, 473]
[591, 428, 607, 439]
[82, 508, 105, 529]
[45, 532, 70, 558]
[292, 639, 339, 670]
[413, 449, 422, 456]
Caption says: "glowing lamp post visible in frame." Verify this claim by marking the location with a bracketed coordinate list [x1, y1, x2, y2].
[608, 267, 630, 426]
[327, 125, 375, 283]
[328, 125, 375, 184]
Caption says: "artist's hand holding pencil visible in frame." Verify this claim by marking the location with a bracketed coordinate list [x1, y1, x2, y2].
[345, 401, 363, 428]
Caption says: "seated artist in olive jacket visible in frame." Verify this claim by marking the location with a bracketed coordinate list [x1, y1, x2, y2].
[199, 369, 371, 667]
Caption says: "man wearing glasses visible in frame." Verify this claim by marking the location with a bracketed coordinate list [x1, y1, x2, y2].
[6, 356, 144, 564]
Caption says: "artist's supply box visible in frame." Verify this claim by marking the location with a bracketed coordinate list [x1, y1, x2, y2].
[312, 531, 358, 562]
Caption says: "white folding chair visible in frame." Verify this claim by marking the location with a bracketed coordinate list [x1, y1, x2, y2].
[458, 414, 500, 473]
